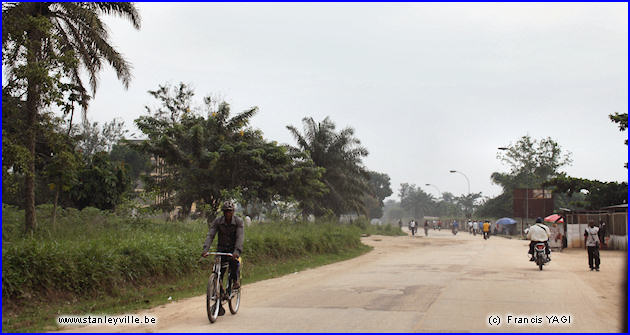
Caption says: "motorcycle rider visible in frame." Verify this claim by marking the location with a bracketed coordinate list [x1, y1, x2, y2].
[452, 220, 459, 234]
[526, 217, 551, 261]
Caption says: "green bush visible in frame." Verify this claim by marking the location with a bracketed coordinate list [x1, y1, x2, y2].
[2, 206, 367, 301]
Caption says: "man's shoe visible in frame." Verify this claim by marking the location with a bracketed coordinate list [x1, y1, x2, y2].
[590, 268, 594, 271]
[595, 268, 600, 272]
[218, 305, 226, 316]
[529, 257, 535, 262]
[232, 281, 240, 290]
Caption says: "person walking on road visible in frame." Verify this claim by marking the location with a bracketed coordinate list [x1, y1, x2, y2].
[398, 219, 403, 231]
[452, 220, 459, 235]
[482, 220, 491, 239]
[584, 221, 601, 271]
[409, 219, 417, 236]
[424, 220, 429, 237]
[468, 220, 473, 234]
[472, 220, 479, 236]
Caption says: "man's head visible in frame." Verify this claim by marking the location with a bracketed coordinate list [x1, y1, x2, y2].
[222, 201, 235, 220]
[589, 221, 595, 227]
[535, 217, 543, 224]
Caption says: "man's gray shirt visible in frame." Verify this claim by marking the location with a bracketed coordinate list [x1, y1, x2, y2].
[203, 215, 244, 257]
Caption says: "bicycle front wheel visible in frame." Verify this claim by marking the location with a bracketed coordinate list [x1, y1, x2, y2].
[228, 284, 241, 314]
[206, 273, 220, 323]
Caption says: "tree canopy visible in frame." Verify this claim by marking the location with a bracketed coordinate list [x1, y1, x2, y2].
[287, 117, 371, 217]
[134, 83, 327, 218]
[2, 2, 140, 232]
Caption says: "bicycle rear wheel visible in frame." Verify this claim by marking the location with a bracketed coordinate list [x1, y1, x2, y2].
[206, 274, 220, 323]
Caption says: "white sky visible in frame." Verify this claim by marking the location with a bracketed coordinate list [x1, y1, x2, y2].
[84, 3, 627, 200]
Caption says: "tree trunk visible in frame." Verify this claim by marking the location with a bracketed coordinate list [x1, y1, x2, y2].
[24, 27, 42, 234]
[52, 185, 60, 228]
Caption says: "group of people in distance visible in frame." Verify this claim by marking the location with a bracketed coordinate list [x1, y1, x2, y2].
[400, 218, 492, 239]
[403, 218, 433, 236]
[467, 219, 492, 239]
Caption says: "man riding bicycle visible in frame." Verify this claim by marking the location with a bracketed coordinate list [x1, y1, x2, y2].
[202, 201, 244, 293]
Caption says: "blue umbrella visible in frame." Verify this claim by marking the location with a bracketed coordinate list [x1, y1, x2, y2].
[495, 217, 517, 225]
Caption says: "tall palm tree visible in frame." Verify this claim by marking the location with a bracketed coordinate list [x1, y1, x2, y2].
[2, 2, 140, 232]
[287, 117, 370, 217]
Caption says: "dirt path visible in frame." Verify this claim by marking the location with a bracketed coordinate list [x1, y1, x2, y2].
[58, 229, 626, 332]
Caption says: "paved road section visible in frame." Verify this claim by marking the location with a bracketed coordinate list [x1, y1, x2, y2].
[59, 228, 626, 332]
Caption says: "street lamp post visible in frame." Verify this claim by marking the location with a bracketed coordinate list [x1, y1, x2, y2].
[449, 170, 470, 195]
[498, 146, 527, 237]
[424, 183, 442, 200]
[449, 170, 471, 220]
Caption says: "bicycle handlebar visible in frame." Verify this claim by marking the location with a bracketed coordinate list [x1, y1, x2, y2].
[207, 252, 234, 257]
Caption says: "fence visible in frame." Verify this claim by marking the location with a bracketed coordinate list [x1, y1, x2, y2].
[565, 211, 627, 250]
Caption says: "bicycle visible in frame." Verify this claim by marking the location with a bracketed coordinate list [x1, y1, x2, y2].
[204, 252, 241, 323]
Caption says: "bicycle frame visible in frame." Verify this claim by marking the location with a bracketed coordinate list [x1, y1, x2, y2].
[209, 252, 233, 287]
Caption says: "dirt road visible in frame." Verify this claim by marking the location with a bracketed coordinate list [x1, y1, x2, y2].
[59, 229, 626, 332]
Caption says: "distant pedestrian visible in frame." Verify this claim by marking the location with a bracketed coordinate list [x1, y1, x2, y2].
[409, 219, 417, 236]
[472, 221, 479, 236]
[584, 221, 601, 271]
[468, 220, 473, 234]
[482, 220, 491, 239]
[598, 221, 607, 249]
[424, 220, 429, 236]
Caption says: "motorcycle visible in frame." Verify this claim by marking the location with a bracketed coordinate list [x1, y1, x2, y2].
[533, 242, 549, 270]
[452, 227, 458, 235]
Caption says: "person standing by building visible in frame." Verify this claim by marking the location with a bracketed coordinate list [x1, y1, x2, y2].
[584, 221, 601, 271]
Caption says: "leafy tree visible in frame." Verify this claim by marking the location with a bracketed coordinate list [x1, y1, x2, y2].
[482, 135, 572, 218]
[69, 152, 131, 210]
[543, 174, 627, 210]
[494, 135, 572, 190]
[109, 143, 152, 182]
[75, 118, 127, 158]
[382, 199, 405, 223]
[364, 171, 393, 219]
[475, 193, 512, 218]
[399, 183, 436, 220]
[455, 192, 483, 218]
[135, 83, 326, 218]
[609, 112, 628, 168]
[287, 117, 370, 217]
[2, 2, 140, 232]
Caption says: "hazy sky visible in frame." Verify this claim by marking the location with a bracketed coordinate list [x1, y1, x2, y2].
[85, 3, 627, 201]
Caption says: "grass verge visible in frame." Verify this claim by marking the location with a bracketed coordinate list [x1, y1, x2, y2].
[3, 244, 372, 332]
